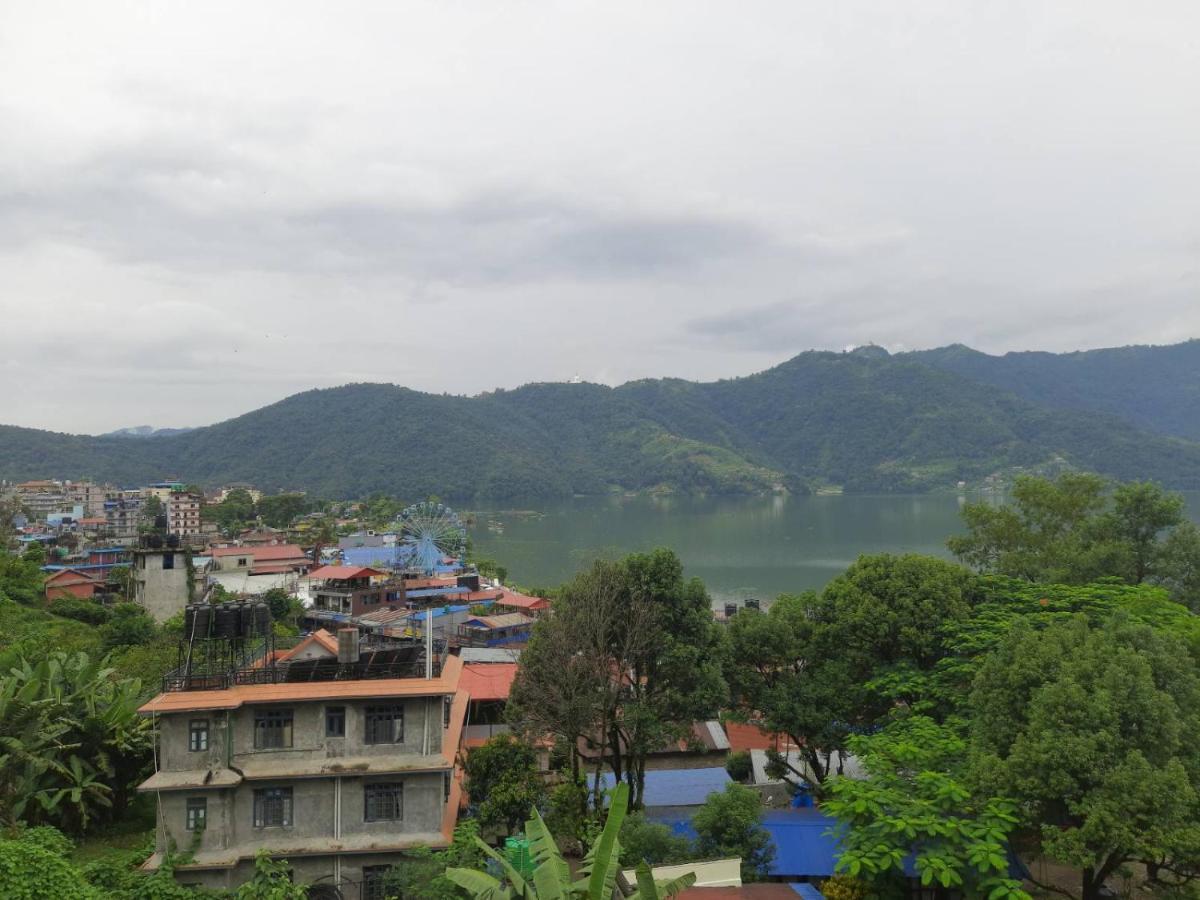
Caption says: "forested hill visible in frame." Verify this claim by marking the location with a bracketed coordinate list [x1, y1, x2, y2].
[909, 340, 1200, 441]
[4, 344, 1200, 500]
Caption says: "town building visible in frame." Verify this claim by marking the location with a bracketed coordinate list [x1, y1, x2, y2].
[104, 490, 145, 543]
[136, 625, 467, 898]
[307, 566, 405, 617]
[43, 567, 106, 602]
[145, 481, 186, 503]
[133, 543, 200, 622]
[167, 491, 204, 540]
[208, 543, 311, 594]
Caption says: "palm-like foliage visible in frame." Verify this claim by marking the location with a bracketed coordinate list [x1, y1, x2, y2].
[445, 782, 696, 899]
[0, 650, 152, 833]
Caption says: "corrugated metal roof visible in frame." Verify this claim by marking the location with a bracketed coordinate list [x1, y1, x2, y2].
[592, 766, 731, 807]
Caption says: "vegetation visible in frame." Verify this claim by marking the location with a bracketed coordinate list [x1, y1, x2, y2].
[690, 783, 774, 882]
[462, 735, 546, 837]
[949, 475, 1200, 602]
[911, 339, 1200, 441]
[509, 549, 725, 810]
[445, 782, 695, 899]
[6, 345, 1200, 498]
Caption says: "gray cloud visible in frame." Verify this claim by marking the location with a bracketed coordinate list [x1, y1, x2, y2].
[0, 0, 1198, 432]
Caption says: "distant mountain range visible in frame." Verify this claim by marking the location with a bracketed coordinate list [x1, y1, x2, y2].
[3, 341, 1199, 500]
[103, 426, 194, 439]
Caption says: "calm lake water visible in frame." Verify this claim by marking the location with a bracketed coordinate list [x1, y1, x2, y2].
[467, 492, 1200, 604]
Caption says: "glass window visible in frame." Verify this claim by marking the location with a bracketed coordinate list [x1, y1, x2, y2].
[162, 553, 175, 570]
[188, 719, 209, 752]
[186, 797, 207, 831]
[443, 696, 452, 729]
[254, 709, 293, 749]
[364, 782, 403, 822]
[326, 706, 346, 738]
[362, 865, 394, 900]
[364, 705, 404, 744]
[253, 787, 293, 827]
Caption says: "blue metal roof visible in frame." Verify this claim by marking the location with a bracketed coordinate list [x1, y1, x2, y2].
[591, 767, 731, 808]
[791, 884, 826, 900]
[409, 601, 492, 621]
[406, 586, 469, 599]
[341, 547, 399, 567]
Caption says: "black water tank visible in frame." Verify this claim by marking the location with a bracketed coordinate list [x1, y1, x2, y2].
[166, 533, 181, 548]
[216, 603, 239, 639]
[147, 533, 164, 549]
[254, 602, 271, 635]
[194, 603, 212, 638]
[745, 598, 760, 611]
[183, 605, 195, 637]
[724, 602, 738, 619]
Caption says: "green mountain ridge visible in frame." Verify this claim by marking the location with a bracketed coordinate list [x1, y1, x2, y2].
[3, 343, 1200, 500]
[908, 339, 1200, 441]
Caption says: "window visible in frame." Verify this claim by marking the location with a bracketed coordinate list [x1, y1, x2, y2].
[253, 787, 293, 827]
[237, 557, 248, 567]
[364, 705, 404, 744]
[188, 719, 209, 752]
[186, 797, 207, 831]
[254, 709, 293, 749]
[443, 696, 452, 729]
[364, 782, 403, 822]
[362, 865, 394, 900]
[325, 706, 346, 738]
[443, 771, 452, 803]
[162, 553, 175, 570]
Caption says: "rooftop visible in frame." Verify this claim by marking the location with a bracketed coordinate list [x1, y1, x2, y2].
[307, 564, 387, 580]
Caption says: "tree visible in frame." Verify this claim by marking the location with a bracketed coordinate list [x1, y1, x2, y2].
[969, 615, 1200, 900]
[618, 813, 694, 868]
[463, 734, 546, 836]
[205, 488, 256, 535]
[100, 603, 156, 652]
[510, 550, 726, 811]
[948, 473, 1116, 583]
[691, 783, 774, 882]
[948, 475, 1200, 599]
[823, 716, 1029, 900]
[724, 750, 752, 783]
[142, 495, 164, 526]
[724, 555, 978, 786]
[260, 587, 293, 623]
[256, 493, 310, 529]
[445, 782, 696, 900]
[1155, 521, 1200, 612]
[1105, 481, 1185, 583]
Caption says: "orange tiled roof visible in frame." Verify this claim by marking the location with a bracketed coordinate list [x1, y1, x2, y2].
[138, 654, 464, 715]
[724, 721, 801, 752]
[458, 662, 519, 702]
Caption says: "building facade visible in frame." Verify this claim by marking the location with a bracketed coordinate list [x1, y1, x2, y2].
[167, 491, 204, 539]
[137, 634, 467, 898]
[133, 546, 197, 622]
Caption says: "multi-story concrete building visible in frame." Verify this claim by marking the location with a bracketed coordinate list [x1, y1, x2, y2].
[104, 490, 145, 543]
[137, 629, 466, 898]
[307, 566, 406, 617]
[133, 544, 199, 622]
[167, 491, 204, 539]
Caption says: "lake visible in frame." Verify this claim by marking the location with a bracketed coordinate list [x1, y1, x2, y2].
[466, 492, 1200, 604]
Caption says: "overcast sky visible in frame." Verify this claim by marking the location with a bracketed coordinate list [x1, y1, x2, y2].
[2, 1, 1198, 433]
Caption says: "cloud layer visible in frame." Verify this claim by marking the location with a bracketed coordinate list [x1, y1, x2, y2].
[1, 1, 1198, 432]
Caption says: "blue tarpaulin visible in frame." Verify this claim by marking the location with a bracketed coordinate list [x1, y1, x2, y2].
[405, 586, 469, 599]
[590, 767, 731, 808]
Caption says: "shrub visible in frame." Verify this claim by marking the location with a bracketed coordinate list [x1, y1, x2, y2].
[50, 598, 111, 625]
[725, 750, 753, 783]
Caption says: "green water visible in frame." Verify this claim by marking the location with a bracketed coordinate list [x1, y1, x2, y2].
[467, 492, 1200, 604]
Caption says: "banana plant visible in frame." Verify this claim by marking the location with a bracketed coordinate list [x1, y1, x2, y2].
[445, 782, 696, 899]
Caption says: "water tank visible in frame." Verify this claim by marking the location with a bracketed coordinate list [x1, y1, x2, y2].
[724, 602, 738, 619]
[745, 598, 760, 611]
[147, 533, 164, 549]
[183, 604, 196, 637]
[193, 603, 212, 638]
[337, 628, 360, 664]
[216, 603, 240, 639]
[254, 602, 271, 635]
[166, 533, 181, 548]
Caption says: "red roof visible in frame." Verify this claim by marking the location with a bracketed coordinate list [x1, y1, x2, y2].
[495, 589, 550, 611]
[307, 565, 387, 580]
[44, 568, 102, 585]
[458, 663, 519, 702]
[724, 722, 801, 753]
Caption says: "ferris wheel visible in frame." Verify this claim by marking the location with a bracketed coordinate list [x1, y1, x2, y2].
[397, 502, 466, 572]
